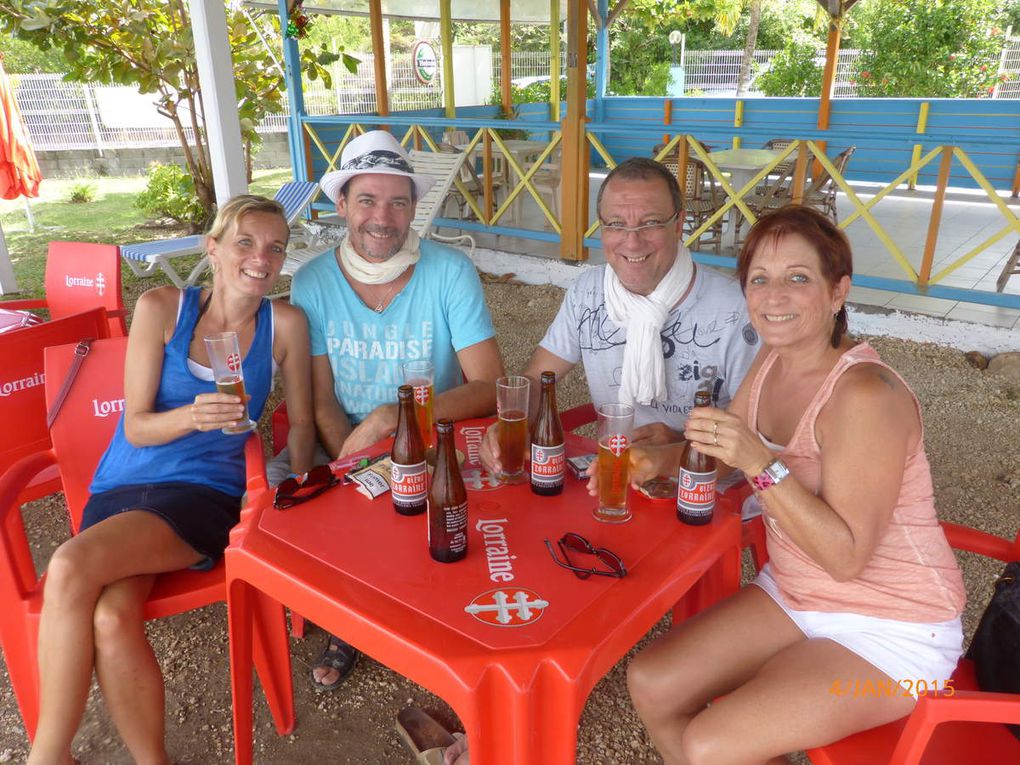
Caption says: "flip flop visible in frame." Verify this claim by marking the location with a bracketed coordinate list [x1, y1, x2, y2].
[395, 707, 457, 765]
[308, 633, 359, 692]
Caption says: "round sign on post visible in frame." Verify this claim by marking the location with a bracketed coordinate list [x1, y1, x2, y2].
[412, 40, 439, 86]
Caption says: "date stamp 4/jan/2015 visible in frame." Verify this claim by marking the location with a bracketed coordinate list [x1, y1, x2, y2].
[829, 678, 955, 698]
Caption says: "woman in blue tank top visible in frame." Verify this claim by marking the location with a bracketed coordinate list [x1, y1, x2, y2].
[29, 196, 315, 765]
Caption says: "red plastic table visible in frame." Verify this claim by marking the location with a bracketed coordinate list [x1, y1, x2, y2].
[226, 419, 742, 764]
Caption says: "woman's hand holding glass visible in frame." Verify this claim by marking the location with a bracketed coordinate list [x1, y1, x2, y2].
[188, 391, 250, 433]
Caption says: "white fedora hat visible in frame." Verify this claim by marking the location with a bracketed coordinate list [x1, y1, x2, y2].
[320, 130, 435, 203]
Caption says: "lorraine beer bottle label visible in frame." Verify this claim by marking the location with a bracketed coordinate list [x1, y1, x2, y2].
[391, 460, 427, 508]
[677, 468, 717, 518]
[530, 443, 565, 487]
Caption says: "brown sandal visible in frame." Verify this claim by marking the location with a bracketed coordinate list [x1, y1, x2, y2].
[395, 707, 457, 765]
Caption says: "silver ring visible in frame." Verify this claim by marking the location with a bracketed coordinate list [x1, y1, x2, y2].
[713, 422, 718, 435]
[713, 433, 719, 446]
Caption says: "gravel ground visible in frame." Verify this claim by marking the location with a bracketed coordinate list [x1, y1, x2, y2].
[1, 270, 1017, 764]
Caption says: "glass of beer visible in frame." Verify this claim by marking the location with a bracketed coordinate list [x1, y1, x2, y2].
[203, 331, 257, 435]
[595, 403, 635, 523]
[496, 375, 530, 484]
[402, 359, 435, 450]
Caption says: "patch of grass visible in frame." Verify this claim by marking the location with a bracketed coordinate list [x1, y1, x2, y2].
[0, 169, 296, 302]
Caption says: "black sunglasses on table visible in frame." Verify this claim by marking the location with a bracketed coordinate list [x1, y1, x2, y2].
[274, 464, 339, 510]
[544, 532, 627, 580]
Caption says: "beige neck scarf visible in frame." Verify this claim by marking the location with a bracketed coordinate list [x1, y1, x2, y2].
[338, 229, 422, 285]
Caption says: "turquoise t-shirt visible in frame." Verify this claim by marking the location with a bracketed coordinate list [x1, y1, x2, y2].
[292, 240, 495, 424]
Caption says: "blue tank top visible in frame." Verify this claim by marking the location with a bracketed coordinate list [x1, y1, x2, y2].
[90, 288, 274, 497]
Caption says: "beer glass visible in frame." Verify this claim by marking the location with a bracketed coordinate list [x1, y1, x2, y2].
[595, 403, 635, 523]
[402, 359, 435, 450]
[496, 375, 530, 484]
[203, 331, 257, 435]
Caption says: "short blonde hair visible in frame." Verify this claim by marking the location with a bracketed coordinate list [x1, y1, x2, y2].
[206, 194, 287, 245]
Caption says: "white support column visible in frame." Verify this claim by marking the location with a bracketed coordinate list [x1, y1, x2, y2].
[189, 0, 248, 206]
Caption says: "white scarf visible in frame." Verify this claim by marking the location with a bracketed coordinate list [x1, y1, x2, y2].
[603, 246, 695, 406]
[338, 229, 422, 285]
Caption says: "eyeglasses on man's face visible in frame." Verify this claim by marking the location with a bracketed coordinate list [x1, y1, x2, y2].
[598, 211, 680, 238]
[544, 532, 627, 580]
[274, 464, 339, 510]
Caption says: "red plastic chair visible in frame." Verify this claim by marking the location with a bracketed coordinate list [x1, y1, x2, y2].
[0, 307, 111, 506]
[0, 337, 294, 741]
[806, 521, 1020, 765]
[3, 241, 128, 337]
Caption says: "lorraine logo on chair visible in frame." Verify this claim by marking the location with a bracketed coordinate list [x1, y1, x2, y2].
[63, 271, 106, 297]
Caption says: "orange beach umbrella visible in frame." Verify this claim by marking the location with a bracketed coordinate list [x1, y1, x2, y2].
[0, 54, 41, 201]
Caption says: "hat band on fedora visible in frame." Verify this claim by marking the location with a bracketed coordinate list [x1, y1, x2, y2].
[342, 149, 415, 175]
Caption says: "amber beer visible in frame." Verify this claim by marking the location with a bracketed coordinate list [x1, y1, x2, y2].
[594, 403, 635, 523]
[530, 371, 565, 496]
[411, 382, 434, 450]
[496, 375, 531, 484]
[391, 385, 428, 516]
[498, 410, 528, 483]
[677, 390, 717, 525]
[402, 360, 435, 450]
[203, 331, 256, 435]
[428, 419, 468, 563]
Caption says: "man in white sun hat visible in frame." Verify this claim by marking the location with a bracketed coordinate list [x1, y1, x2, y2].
[273, 130, 504, 691]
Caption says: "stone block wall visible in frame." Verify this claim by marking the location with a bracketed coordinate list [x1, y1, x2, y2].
[34, 132, 292, 178]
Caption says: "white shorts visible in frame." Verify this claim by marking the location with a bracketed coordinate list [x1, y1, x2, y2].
[752, 564, 963, 699]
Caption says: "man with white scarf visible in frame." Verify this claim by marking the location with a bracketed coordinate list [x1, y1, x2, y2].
[482, 157, 759, 474]
[276, 130, 504, 691]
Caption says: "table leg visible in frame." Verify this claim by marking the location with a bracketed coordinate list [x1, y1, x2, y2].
[462, 661, 585, 765]
[723, 169, 756, 251]
[228, 578, 257, 765]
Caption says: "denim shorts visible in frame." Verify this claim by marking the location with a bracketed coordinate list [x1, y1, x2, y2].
[80, 482, 242, 571]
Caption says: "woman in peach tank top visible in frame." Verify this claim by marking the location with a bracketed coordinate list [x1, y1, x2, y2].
[625, 206, 964, 764]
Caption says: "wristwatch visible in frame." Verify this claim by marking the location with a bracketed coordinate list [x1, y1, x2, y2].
[749, 458, 791, 492]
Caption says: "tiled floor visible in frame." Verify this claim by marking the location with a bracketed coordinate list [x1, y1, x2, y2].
[461, 182, 1020, 331]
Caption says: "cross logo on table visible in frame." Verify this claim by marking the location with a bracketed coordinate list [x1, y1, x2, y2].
[607, 434, 629, 457]
[226, 353, 242, 373]
[465, 588, 549, 627]
[413, 385, 429, 405]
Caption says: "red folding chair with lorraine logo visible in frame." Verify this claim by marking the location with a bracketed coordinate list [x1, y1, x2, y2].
[0, 336, 294, 742]
[3, 241, 128, 337]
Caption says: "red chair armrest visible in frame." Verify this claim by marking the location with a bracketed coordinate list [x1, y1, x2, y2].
[0, 450, 57, 598]
[1, 299, 46, 312]
[940, 521, 1018, 562]
[244, 433, 268, 501]
[561, 403, 596, 431]
[890, 690, 1020, 765]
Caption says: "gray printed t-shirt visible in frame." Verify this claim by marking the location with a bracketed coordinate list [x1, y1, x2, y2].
[539, 264, 759, 431]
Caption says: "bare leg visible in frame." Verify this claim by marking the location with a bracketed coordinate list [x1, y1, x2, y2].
[628, 585, 804, 764]
[28, 511, 202, 765]
[681, 638, 916, 765]
[93, 575, 170, 765]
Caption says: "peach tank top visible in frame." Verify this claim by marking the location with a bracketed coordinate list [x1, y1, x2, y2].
[747, 342, 964, 622]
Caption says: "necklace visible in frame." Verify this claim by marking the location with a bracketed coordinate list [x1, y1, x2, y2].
[373, 282, 396, 313]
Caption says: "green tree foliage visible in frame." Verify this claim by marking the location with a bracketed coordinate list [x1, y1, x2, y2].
[755, 39, 823, 96]
[136, 163, 207, 230]
[0, 0, 353, 217]
[0, 35, 65, 72]
[848, 0, 1008, 98]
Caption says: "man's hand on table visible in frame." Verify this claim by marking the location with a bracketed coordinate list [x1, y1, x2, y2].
[479, 420, 507, 476]
[630, 422, 683, 446]
[338, 404, 398, 458]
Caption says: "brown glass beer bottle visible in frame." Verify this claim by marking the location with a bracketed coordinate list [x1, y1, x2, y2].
[530, 371, 565, 496]
[429, 419, 468, 563]
[391, 384, 428, 516]
[677, 390, 716, 525]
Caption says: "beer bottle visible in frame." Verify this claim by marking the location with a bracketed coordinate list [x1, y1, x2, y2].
[428, 419, 468, 563]
[391, 384, 428, 516]
[530, 371, 565, 496]
[677, 390, 717, 525]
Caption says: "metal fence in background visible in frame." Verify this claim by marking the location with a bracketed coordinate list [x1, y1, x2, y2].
[12, 41, 1019, 152]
